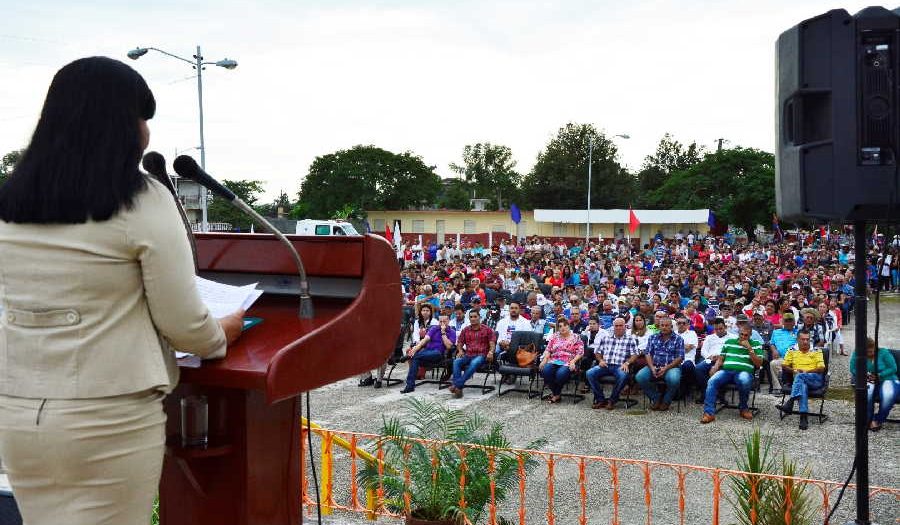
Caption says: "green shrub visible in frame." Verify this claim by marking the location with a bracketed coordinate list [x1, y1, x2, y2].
[358, 398, 545, 524]
[727, 428, 815, 525]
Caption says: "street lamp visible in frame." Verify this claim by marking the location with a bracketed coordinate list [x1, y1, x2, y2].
[586, 133, 630, 243]
[127, 45, 238, 232]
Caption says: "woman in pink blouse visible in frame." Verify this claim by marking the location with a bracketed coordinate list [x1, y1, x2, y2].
[539, 318, 584, 403]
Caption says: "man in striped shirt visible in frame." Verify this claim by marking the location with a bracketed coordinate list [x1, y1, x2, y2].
[700, 324, 764, 423]
[585, 317, 638, 410]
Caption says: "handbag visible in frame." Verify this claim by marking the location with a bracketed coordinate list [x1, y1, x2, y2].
[515, 343, 539, 368]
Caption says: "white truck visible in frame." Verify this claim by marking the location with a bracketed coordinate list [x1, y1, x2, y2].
[294, 219, 360, 236]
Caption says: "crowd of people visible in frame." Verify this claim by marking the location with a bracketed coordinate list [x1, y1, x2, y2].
[358, 230, 899, 431]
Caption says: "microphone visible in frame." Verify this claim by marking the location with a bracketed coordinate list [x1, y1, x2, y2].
[142, 151, 177, 196]
[142, 151, 198, 269]
[173, 155, 314, 319]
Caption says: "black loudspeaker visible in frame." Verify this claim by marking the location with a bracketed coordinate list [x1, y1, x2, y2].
[776, 7, 900, 222]
[0, 489, 22, 525]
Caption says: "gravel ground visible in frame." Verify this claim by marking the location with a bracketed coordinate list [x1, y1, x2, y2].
[306, 301, 900, 524]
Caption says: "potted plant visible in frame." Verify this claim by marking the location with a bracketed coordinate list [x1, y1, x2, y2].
[359, 398, 545, 525]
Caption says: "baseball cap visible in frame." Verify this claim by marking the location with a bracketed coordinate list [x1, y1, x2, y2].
[735, 313, 749, 323]
[782, 312, 795, 320]
[753, 306, 765, 316]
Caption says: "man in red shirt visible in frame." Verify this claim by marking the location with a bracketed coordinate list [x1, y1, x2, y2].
[450, 310, 497, 398]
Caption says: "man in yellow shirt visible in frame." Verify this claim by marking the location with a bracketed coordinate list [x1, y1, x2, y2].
[777, 330, 826, 430]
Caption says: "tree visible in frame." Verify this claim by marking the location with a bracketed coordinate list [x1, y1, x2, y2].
[635, 133, 705, 206]
[255, 190, 293, 218]
[522, 123, 634, 209]
[298, 145, 441, 218]
[436, 178, 472, 210]
[207, 179, 265, 231]
[647, 147, 775, 240]
[449, 143, 519, 210]
[0, 149, 23, 187]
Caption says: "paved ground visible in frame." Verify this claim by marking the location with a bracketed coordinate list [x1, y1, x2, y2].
[306, 299, 900, 524]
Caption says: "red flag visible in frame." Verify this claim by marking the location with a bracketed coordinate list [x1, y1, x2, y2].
[819, 225, 826, 238]
[384, 225, 393, 244]
[629, 208, 640, 235]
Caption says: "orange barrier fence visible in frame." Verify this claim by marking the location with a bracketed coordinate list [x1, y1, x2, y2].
[301, 427, 900, 524]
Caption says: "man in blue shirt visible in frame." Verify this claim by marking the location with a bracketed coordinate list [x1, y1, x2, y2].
[767, 312, 798, 393]
[635, 317, 685, 411]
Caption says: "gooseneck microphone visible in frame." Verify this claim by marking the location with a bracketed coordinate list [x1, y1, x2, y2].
[172, 155, 314, 319]
[142, 151, 198, 269]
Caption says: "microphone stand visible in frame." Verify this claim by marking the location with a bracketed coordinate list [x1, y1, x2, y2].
[229, 199, 315, 319]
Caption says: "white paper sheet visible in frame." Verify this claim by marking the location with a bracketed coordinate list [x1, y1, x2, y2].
[175, 277, 263, 360]
[194, 277, 260, 318]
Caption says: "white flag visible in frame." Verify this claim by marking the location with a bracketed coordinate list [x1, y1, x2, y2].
[393, 221, 402, 254]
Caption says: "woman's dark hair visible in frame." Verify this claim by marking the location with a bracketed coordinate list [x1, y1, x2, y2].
[0, 57, 155, 224]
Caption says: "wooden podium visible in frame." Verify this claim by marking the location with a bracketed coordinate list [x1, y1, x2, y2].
[159, 233, 400, 525]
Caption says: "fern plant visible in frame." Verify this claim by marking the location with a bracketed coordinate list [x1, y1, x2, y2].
[727, 428, 814, 525]
[358, 398, 546, 524]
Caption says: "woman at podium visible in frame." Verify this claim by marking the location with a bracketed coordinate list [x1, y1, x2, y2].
[0, 57, 244, 525]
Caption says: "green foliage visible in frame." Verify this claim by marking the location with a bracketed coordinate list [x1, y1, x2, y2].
[207, 179, 265, 231]
[358, 398, 546, 524]
[298, 145, 441, 217]
[727, 429, 814, 525]
[646, 147, 775, 239]
[635, 133, 704, 206]
[255, 190, 293, 218]
[449, 143, 520, 210]
[522, 123, 634, 209]
[330, 203, 363, 221]
[437, 178, 473, 210]
[0, 149, 23, 187]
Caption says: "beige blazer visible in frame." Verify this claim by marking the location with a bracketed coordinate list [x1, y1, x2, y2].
[0, 177, 225, 399]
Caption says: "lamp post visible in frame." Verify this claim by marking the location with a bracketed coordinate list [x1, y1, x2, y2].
[586, 133, 630, 244]
[127, 46, 237, 232]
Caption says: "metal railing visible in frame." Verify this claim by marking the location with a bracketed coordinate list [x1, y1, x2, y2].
[300, 427, 900, 525]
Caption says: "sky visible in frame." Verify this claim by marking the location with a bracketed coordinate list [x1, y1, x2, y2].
[0, 1, 887, 201]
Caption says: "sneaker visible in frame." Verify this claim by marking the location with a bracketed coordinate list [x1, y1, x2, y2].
[740, 410, 754, 421]
[400, 386, 414, 394]
[605, 400, 616, 410]
[592, 401, 608, 409]
[373, 380, 383, 389]
[358, 376, 374, 387]
[700, 413, 716, 424]
[453, 389, 463, 399]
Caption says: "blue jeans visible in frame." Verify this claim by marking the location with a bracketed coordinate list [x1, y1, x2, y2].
[405, 348, 444, 390]
[541, 363, 572, 396]
[869, 379, 900, 424]
[694, 360, 715, 394]
[703, 370, 754, 415]
[586, 364, 628, 404]
[790, 372, 824, 413]
[635, 366, 681, 405]
[452, 355, 486, 389]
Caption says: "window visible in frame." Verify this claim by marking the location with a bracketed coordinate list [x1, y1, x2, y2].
[373, 219, 385, 232]
[412, 220, 425, 233]
[491, 224, 506, 233]
[464, 220, 476, 234]
[333, 226, 346, 235]
[315, 225, 330, 235]
[553, 223, 567, 236]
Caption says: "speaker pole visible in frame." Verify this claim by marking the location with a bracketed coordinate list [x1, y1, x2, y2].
[850, 220, 870, 525]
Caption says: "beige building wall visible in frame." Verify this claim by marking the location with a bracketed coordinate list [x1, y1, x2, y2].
[366, 210, 710, 244]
